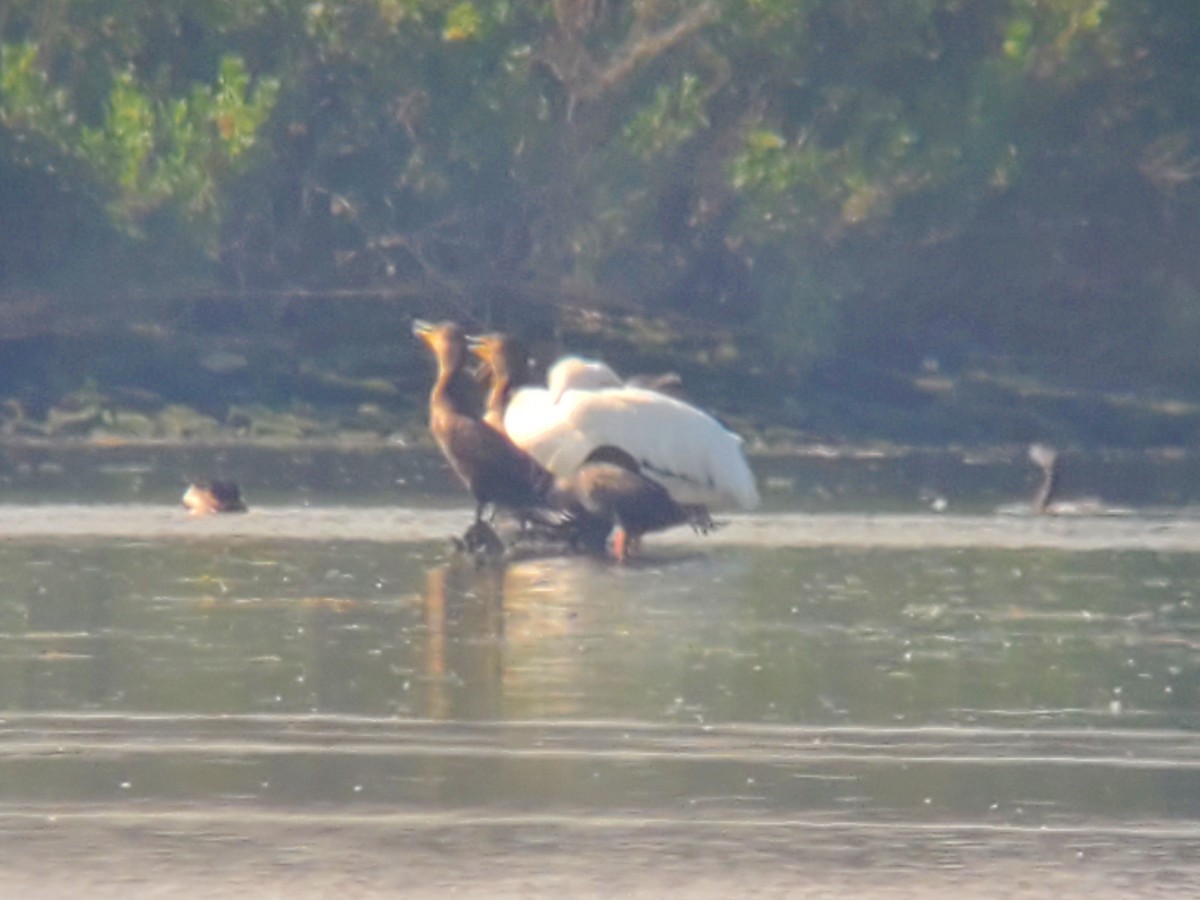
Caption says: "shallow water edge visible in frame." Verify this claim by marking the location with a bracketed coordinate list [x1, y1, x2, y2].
[1, 504, 1199, 553]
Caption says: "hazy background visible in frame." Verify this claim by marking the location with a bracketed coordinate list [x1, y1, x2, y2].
[1, 0, 1198, 447]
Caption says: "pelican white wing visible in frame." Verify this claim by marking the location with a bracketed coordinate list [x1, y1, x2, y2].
[506, 383, 760, 510]
[546, 356, 623, 395]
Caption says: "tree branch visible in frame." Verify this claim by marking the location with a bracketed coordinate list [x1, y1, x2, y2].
[579, 2, 719, 102]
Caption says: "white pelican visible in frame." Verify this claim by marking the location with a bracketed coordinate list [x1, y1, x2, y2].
[548, 356, 624, 393]
[470, 335, 718, 560]
[540, 356, 686, 397]
[472, 345, 760, 511]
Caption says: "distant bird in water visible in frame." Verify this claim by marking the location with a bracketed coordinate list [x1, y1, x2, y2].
[1028, 443, 1060, 515]
[1015, 443, 1121, 517]
[182, 480, 247, 515]
[412, 320, 569, 553]
[486, 349, 760, 511]
[470, 332, 715, 561]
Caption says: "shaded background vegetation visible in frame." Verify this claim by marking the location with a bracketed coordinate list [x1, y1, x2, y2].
[1, 0, 1198, 446]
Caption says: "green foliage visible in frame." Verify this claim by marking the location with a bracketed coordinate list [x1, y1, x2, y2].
[0, 43, 77, 158]
[443, 2, 486, 42]
[0, 0, 1198, 388]
[730, 129, 839, 234]
[2, 26, 277, 263]
[626, 73, 709, 159]
[76, 55, 278, 244]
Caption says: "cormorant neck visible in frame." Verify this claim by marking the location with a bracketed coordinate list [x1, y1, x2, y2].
[431, 352, 465, 416]
[483, 371, 512, 430]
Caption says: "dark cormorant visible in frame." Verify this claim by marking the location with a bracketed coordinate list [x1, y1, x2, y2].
[413, 320, 567, 551]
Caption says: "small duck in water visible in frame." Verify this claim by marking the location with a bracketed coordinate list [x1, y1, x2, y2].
[183, 480, 248, 515]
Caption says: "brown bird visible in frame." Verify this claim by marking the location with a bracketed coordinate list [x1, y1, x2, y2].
[471, 330, 530, 433]
[470, 332, 713, 561]
[569, 459, 714, 561]
[182, 480, 247, 516]
[413, 320, 569, 551]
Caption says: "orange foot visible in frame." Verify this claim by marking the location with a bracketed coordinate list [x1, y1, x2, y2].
[612, 526, 628, 562]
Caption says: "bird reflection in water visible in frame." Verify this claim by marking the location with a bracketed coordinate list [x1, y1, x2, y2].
[418, 555, 597, 719]
[421, 557, 505, 720]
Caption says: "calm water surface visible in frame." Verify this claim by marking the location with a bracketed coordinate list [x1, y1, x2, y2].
[2, 444, 1200, 896]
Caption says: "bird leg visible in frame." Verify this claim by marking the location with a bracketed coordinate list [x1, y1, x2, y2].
[611, 526, 629, 562]
[682, 504, 717, 535]
[461, 520, 504, 556]
[459, 503, 505, 556]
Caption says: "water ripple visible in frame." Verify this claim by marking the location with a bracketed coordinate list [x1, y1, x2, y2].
[2, 713, 1200, 770]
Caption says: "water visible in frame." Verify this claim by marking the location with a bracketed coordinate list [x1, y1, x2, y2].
[2, 445, 1200, 895]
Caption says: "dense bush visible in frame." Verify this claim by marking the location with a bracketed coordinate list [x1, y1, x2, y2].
[1, 0, 1198, 384]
